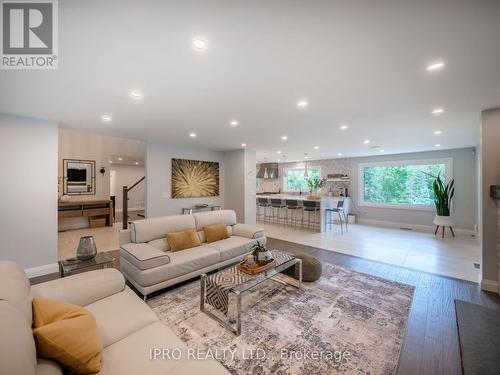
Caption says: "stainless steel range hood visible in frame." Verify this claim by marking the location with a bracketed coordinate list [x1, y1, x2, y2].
[257, 162, 279, 179]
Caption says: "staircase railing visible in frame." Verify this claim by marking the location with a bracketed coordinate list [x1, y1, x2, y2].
[122, 176, 145, 229]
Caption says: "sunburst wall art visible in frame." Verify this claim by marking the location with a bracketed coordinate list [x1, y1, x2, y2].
[171, 158, 220, 198]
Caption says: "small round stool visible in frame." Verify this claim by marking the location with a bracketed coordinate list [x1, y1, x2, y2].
[283, 253, 322, 282]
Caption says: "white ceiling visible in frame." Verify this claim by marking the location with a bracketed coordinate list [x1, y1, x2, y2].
[1, 0, 499, 163]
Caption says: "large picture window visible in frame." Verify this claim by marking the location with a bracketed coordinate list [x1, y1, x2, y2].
[285, 167, 320, 191]
[358, 158, 452, 209]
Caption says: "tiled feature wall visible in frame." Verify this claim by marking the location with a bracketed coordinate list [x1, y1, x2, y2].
[257, 158, 352, 194]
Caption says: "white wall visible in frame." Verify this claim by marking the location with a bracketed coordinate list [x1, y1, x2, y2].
[110, 165, 145, 212]
[224, 150, 245, 221]
[146, 142, 224, 217]
[244, 150, 257, 224]
[223, 149, 257, 224]
[480, 108, 500, 292]
[0, 114, 58, 275]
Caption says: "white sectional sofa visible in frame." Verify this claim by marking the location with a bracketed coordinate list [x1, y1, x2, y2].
[119, 210, 266, 299]
[0, 261, 230, 375]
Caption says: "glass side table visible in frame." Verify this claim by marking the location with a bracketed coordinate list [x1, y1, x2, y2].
[58, 252, 115, 278]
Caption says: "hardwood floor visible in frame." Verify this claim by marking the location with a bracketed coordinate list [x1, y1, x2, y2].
[32, 238, 500, 375]
[265, 237, 500, 375]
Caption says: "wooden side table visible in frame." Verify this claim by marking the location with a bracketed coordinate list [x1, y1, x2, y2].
[58, 252, 115, 277]
[433, 215, 455, 238]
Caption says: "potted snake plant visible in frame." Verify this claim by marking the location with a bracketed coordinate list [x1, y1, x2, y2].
[432, 173, 455, 231]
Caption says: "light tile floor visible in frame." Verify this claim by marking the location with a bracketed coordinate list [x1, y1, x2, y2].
[57, 219, 481, 283]
[258, 221, 481, 282]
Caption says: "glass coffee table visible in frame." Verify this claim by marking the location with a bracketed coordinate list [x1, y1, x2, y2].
[58, 252, 115, 277]
[200, 250, 302, 335]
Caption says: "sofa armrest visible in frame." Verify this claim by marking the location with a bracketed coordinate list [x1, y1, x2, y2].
[232, 223, 265, 239]
[120, 243, 170, 270]
[31, 268, 125, 307]
[119, 229, 132, 246]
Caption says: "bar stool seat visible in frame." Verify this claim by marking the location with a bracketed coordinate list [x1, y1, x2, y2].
[302, 200, 320, 228]
[325, 200, 348, 234]
[256, 197, 271, 222]
[285, 199, 303, 226]
[270, 198, 286, 223]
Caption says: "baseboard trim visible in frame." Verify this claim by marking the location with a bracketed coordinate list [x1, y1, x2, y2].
[356, 218, 476, 236]
[25, 263, 59, 278]
[480, 279, 499, 293]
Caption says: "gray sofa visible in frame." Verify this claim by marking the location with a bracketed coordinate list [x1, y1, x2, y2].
[119, 210, 266, 299]
[0, 261, 229, 375]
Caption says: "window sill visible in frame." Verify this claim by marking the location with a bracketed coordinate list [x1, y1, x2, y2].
[359, 202, 436, 211]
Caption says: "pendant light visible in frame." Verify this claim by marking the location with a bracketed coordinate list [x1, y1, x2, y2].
[263, 157, 268, 179]
[304, 153, 309, 178]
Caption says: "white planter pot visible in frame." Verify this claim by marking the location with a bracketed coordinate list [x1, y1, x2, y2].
[433, 215, 455, 227]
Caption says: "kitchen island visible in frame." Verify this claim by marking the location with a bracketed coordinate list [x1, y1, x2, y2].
[256, 194, 351, 232]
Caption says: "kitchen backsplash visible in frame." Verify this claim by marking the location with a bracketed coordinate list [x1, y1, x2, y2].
[257, 158, 352, 194]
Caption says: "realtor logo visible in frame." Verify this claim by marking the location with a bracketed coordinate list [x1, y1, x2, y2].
[1, 0, 58, 69]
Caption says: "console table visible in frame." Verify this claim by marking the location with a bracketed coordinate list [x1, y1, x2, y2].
[58, 200, 114, 230]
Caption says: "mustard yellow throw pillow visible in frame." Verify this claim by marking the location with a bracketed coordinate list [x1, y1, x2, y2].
[166, 228, 201, 252]
[204, 223, 230, 243]
[32, 298, 102, 374]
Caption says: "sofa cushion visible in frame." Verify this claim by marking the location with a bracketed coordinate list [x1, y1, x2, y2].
[98, 321, 228, 375]
[121, 246, 220, 287]
[120, 243, 170, 270]
[166, 228, 202, 252]
[204, 223, 230, 243]
[84, 287, 158, 348]
[131, 215, 196, 243]
[204, 236, 256, 262]
[32, 298, 102, 374]
[232, 223, 265, 239]
[193, 210, 237, 230]
[0, 301, 37, 375]
[148, 238, 169, 251]
[0, 261, 33, 323]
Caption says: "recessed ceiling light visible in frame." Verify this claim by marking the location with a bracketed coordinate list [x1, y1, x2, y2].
[434, 143, 441, 147]
[277, 150, 282, 154]
[277, 159, 281, 162]
[363, 139, 371, 144]
[101, 114, 112, 122]
[134, 161, 139, 165]
[426, 61, 445, 71]
[339, 124, 348, 130]
[337, 153, 343, 156]
[434, 130, 442, 135]
[379, 149, 385, 153]
[241, 143, 246, 147]
[189, 133, 196, 138]
[297, 100, 308, 108]
[109, 160, 113, 163]
[432, 107, 444, 115]
[129, 90, 143, 100]
[193, 39, 207, 50]
[281, 135, 288, 140]
[118, 157, 123, 161]
[314, 146, 319, 150]
[230, 120, 238, 127]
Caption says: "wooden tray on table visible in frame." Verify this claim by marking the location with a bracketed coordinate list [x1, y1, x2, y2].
[237, 259, 277, 275]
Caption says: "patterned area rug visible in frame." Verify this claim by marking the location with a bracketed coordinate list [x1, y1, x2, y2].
[148, 262, 414, 375]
